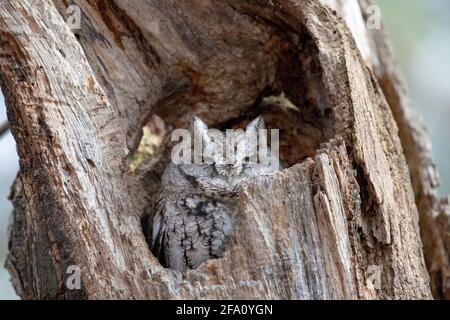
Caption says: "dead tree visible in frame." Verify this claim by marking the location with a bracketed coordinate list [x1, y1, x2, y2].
[0, 0, 448, 299]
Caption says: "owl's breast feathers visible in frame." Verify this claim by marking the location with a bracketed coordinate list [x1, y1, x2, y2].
[151, 187, 235, 272]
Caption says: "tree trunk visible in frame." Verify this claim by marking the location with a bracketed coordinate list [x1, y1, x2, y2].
[0, 0, 448, 299]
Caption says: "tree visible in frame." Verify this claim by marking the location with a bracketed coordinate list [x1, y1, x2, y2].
[0, 0, 448, 299]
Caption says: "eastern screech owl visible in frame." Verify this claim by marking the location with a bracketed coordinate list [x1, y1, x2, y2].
[150, 116, 278, 272]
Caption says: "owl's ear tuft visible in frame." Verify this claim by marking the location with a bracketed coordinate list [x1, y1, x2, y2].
[192, 116, 211, 144]
[244, 116, 265, 159]
[193, 116, 208, 132]
[246, 116, 265, 132]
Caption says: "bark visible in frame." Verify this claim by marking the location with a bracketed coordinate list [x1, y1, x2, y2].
[0, 0, 445, 299]
[327, 0, 450, 299]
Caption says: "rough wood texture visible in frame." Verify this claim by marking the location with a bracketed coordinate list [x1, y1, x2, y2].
[0, 0, 441, 299]
[327, 0, 450, 299]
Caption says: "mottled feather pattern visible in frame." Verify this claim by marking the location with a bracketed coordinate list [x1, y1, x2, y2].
[151, 164, 237, 271]
[150, 116, 278, 272]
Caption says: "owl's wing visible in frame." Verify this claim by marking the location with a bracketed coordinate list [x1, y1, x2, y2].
[150, 190, 166, 261]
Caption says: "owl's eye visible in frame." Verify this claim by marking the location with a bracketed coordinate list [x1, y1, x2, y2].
[203, 142, 223, 165]
[203, 155, 215, 165]
[244, 156, 257, 165]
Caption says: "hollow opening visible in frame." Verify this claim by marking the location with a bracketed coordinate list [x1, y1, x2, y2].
[130, 28, 336, 272]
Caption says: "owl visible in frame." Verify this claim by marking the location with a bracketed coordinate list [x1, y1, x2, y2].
[149, 116, 278, 272]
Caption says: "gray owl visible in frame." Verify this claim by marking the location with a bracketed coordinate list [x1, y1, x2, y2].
[150, 116, 278, 272]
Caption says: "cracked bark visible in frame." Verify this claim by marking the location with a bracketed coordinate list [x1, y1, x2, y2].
[0, 0, 445, 299]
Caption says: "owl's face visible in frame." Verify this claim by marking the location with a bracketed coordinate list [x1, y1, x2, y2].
[214, 160, 243, 177]
[193, 116, 264, 178]
[211, 140, 245, 177]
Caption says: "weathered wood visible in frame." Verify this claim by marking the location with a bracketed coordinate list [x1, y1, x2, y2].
[0, 0, 438, 299]
[327, 0, 450, 299]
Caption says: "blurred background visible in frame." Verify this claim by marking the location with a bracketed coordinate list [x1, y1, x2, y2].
[0, 1, 449, 299]
[376, 0, 450, 195]
[0, 98, 18, 299]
